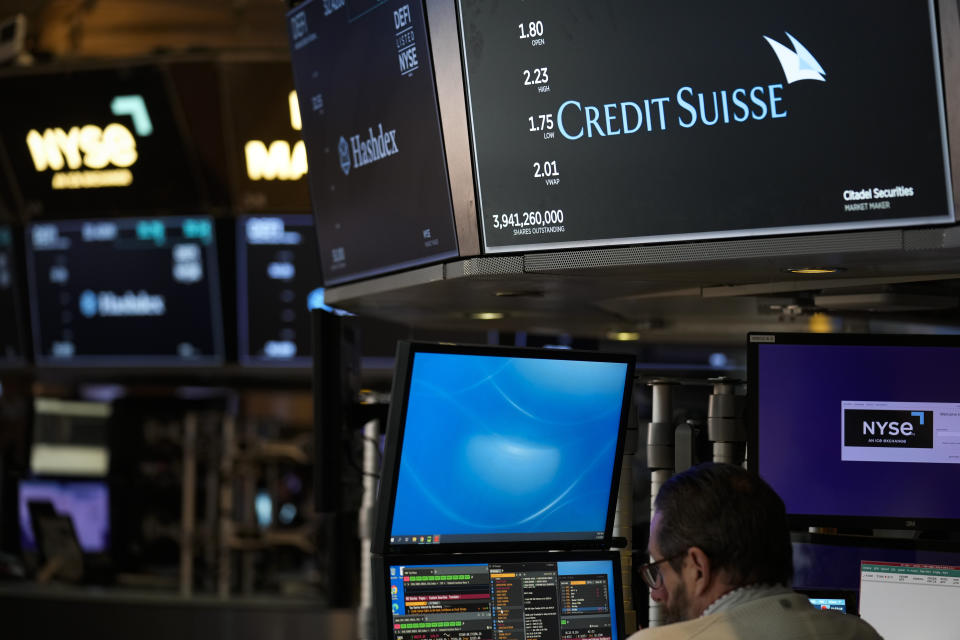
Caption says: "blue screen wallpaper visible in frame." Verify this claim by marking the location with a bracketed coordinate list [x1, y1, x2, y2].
[390, 353, 628, 539]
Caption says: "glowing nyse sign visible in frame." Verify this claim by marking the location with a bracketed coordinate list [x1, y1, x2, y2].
[24, 94, 152, 191]
[244, 90, 308, 181]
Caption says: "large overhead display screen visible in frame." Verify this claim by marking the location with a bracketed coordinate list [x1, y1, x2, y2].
[287, 0, 458, 285]
[458, 0, 954, 253]
[26, 217, 224, 365]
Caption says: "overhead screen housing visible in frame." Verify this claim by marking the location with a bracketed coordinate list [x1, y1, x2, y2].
[0, 224, 26, 365]
[25, 216, 224, 366]
[373, 342, 635, 553]
[287, 0, 957, 286]
[748, 332, 960, 530]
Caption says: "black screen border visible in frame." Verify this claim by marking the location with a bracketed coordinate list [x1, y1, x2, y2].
[747, 331, 960, 531]
[372, 341, 635, 555]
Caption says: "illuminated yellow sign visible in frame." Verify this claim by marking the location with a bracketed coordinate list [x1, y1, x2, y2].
[244, 90, 308, 182]
[26, 124, 137, 190]
[23, 94, 152, 191]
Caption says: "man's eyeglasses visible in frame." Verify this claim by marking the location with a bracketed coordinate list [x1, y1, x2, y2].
[637, 550, 687, 589]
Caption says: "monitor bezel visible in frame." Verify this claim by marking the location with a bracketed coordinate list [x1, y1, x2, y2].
[373, 341, 635, 554]
[373, 550, 626, 640]
[747, 331, 960, 531]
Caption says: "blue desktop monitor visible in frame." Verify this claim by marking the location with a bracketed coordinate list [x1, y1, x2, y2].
[373, 342, 634, 553]
[19, 479, 110, 554]
[747, 332, 960, 530]
[375, 552, 624, 640]
[24, 217, 224, 366]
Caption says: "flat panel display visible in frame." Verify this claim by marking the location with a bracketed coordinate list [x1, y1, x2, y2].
[25, 217, 224, 365]
[18, 479, 110, 553]
[237, 214, 321, 366]
[748, 333, 960, 529]
[287, 0, 459, 285]
[376, 343, 634, 552]
[0, 65, 202, 216]
[379, 552, 623, 640]
[859, 562, 960, 638]
[458, 0, 954, 253]
[0, 225, 26, 364]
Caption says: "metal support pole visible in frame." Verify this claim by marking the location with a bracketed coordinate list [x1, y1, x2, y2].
[616, 403, 638, 634]
[358, 419, 379, 640]
[180, 411, 197, 596]
[646, 380, 676, 628]
[707, 378, 746, 467]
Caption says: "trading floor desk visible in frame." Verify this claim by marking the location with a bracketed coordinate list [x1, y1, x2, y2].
[0, 584, 356, 640]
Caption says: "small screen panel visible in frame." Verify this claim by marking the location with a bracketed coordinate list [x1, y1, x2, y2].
[287, 0, 459, 285]
[860, 562, 960, 638]
[385, 555, 622, 640]
[0, 225, 26, 364]
[237, 214, 321, 365]
[25, 217, 224, 365]
[808, 598, 846, 613]
[19, 479, 110, 553]
[458, 0, 953, 253]
[382, 344, 633, 550]
[749, 334, 960, 528]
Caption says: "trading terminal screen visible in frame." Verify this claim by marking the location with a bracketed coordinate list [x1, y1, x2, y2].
[751, 336, 960, 526]
[237, 215, 320, 366]
[25, 217, 224, 365]
[387, 558, 620, 640]
[387, 348, 632, 548]
[859, 562, 960, 638]
[0, 225, 26, 363]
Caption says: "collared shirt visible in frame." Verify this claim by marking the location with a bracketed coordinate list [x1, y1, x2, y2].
[701, 583, 794, 617]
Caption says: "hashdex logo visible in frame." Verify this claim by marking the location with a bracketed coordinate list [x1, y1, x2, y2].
[78, 289, 166, 318]
[338, 123, 398, 175]
[844, 409, 934, 449]
[338, 137, 351, 175]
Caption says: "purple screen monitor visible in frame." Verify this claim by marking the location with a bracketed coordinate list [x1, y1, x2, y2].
[748, 333, 960, 529]
[19, 480, 110, 553]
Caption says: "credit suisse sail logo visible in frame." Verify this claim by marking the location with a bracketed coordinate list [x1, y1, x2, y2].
[556, 31, 826, 141]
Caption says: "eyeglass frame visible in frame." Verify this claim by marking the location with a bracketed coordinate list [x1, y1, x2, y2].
[637, 549, 688, 589]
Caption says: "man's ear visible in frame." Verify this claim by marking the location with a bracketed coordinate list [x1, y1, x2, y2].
[685, 546, 713, 597]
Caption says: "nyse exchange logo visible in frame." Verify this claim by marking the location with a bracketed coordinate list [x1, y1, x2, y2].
[844, 409, 934, 449]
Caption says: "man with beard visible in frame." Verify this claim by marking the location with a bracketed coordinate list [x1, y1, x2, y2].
[628, 463, 880, 639]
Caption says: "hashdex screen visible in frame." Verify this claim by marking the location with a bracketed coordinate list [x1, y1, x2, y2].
[458, 0, 954, 252]
[26, 217, 224, 365]
[388, 560, 618, 640]
[0, 226, 26, 363]
[237, 215, 320, 365]
[287, 0, 458, 285]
